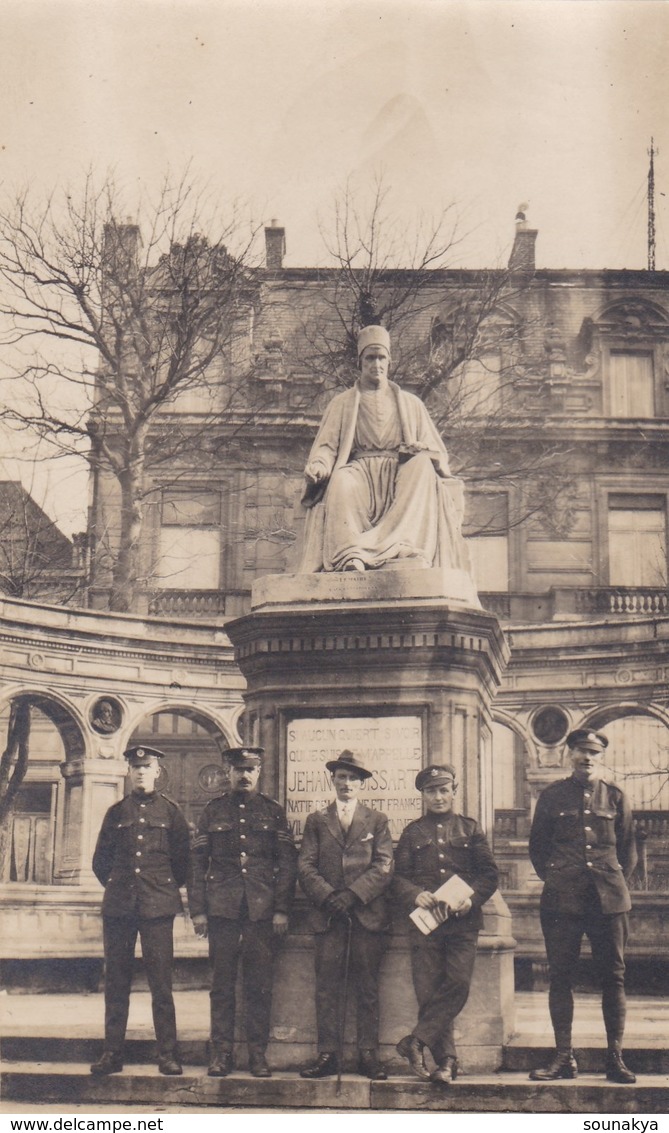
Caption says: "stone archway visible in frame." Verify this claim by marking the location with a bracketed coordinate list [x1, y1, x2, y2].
[128, 706, 233, 828]
[490, 711, 533, 891]
[0, 692, 86, 885]
[582, 704, 669, 813]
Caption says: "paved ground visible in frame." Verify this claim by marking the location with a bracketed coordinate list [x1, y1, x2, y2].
[2, 989, 667, 1044]
[2, 991, 667, 1116]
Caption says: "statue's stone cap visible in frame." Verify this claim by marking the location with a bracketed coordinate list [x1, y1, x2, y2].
[357, 325, 390, 357]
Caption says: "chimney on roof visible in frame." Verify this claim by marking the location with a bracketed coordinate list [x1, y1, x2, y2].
[265, 220, 286, 270]
[508, 203, 537, 271]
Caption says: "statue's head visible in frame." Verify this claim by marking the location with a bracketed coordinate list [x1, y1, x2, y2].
[357, 324, 391, 368]
[357, 325, 391, 390]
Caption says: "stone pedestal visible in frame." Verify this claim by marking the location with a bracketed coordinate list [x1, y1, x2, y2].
[225, 569, 515, 1070]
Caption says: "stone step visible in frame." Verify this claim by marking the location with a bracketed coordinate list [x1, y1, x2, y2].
[3, 1036, 668, 1077]
[504, 1045, 669, 1075]
[2, 1062, 668, 1113]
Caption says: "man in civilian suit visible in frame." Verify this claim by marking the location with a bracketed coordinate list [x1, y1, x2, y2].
[298, 751, 394, 1081]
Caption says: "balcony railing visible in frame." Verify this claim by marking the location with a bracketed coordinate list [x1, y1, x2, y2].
[146, 585, 669, 623]
[573, 587, 669, 616]
[480, 587, 669, 622]
[478, 593, 511, 618]
[148, 589, 250, 618]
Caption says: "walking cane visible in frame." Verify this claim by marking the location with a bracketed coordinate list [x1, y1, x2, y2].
[336, 913, 353, 1097]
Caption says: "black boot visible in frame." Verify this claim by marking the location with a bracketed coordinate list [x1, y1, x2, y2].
[358, 1048, 388, 1080]
[396, 1034, 429, 1080]
[529, 1049, 578, 1081]
[248, 1046, 272, 1078]
[90, 1051, 123, 1076]
[606, 1050, 636, 1084]
[158, 1053, 183, 1076]
[300, 1052, 339, 1079]
[431, 1056, 458, 1085]
[208, 1043, 233, 1077]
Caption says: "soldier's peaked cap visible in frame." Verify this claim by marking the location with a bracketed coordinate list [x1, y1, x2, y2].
[226, 746, 264, 767]
[415, 764, 458, 791]
[325, 750, 373, 780]
[124, 745, 165, 765]
[566, 729, 608, 752]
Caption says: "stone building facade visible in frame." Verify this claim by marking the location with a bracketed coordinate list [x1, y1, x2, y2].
[1, 217, 668, 981]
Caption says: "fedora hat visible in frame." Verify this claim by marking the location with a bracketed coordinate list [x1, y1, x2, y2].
[325, 750, 373, 781]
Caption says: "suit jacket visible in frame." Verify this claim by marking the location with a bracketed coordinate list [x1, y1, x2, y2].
[529, 775, 636, 915]
[298, 802, 394, 933]
[393, 811, 499, 935]
[92, 791, 190, 919]
[189, 790, 297, 922]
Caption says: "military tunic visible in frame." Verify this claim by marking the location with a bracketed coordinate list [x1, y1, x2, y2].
[190, 790, 297, 1049]
[394, 811, 499, 1060]
[92, 790, 190, 1058]
[529, 774, 637, 1049]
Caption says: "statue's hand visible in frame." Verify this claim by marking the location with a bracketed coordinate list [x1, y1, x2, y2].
[305, 460, 328, 484]
[398, 441, 428, 456]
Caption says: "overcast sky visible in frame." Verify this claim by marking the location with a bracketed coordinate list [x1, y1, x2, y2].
[1, 0, 668, 531]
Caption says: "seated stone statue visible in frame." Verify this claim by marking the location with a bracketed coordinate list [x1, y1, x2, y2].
[298, 325, 470, 575]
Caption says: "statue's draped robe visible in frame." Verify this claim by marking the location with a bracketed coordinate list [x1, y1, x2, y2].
[298, 382, 471, 574]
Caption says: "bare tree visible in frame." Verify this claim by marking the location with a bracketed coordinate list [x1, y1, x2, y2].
[0, 172, 263, 612]
[0, 700, 31, 875]
[292, 176, 464, 386]
[0, 478, 85, 602]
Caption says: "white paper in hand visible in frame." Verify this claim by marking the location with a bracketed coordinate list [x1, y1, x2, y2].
[409, 874, 475, 935]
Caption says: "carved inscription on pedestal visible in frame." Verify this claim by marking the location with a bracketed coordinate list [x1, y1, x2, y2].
[285, 715, 423, 840]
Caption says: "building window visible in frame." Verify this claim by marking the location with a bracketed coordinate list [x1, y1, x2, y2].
[491, 721, 527, 810]
[464, 492, 509, 592]
[608, 494, 667, 586]
[609, 350, 654, 418]
[453, 352, 502, 416]
[600, 716, 669, 811]
[155, 489, 222, 590]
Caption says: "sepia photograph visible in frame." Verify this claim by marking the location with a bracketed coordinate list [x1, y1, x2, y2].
[0, 0, 667, 1120]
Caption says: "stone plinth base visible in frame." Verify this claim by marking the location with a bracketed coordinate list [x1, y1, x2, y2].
[252, 567, 480, 610]
[266, 891, 515, 1074]
[226, 580, 512, 1072]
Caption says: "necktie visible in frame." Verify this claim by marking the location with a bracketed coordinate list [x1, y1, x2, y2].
[340, 805, 352, 832]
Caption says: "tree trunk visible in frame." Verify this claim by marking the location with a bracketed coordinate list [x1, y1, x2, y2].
[0, 700, 32, 877]
[109, 438, 147, 613]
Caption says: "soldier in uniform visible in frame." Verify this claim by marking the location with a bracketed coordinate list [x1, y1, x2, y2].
[528, 728, 638, 1084]
[90, 745, 190, 1076]
[393, 764, 499, 1084]
[189, 747, 297, 1079]
[298, 751, 394, 1081]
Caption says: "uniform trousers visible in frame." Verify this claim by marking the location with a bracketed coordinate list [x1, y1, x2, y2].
[409, 927, 479, 1061]
[208, 915, 277, 1049]
[540, 903, 628, 1048]
[314, 918, 389, 1052]
[102, 916, 177, 1056]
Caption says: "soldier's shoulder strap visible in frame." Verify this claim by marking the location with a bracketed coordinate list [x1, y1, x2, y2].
[158, 792, 184, 810]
